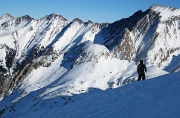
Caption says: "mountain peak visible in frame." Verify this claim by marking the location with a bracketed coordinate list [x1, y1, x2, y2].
[150, 4, 180, 12]
[43, 13, 66, 21]
[149, 4, 180, 22]
[20, 15, 33, 20]
[73, 18, 83, 24]
[150, 4, 167, 8]
[87, 20, 93, 24]
[1, 13, 14, 19]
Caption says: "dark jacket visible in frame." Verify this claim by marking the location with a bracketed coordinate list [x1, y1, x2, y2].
[137, 63, 147, 74]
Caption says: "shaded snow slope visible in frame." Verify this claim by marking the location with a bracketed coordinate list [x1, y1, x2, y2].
[40, 72, 180, 118]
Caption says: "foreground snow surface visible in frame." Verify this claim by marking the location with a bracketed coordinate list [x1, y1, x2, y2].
[1, 72, 180, 118]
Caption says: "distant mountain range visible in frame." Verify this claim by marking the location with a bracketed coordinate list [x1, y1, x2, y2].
[0, 4, 180, 117]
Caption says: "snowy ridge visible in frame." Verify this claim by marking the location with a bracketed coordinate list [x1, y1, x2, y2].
[0, 14, 105, 62]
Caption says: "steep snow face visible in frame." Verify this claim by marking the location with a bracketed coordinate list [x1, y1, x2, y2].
[53, 19, 90, 53]
[146, 5, 180, 71]
[79, 23, 102, 44]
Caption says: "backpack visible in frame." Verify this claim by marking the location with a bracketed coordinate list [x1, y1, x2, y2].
[137, 64, 145, 74]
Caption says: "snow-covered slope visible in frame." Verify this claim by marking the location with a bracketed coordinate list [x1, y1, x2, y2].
[0, 13, 105, 98]
[0, 41, 168, 118]
[1, 70, 180, 118]
[0, 4, 180, 118]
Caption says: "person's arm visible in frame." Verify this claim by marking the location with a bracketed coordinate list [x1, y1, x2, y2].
[144, 64, 147, 72]
[137, 65, 139, 73]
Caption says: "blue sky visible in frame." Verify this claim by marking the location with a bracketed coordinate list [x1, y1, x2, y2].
[0, 0, 180, 23]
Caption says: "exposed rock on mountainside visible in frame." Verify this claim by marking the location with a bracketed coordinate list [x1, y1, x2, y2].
[113, 28, 135, 61]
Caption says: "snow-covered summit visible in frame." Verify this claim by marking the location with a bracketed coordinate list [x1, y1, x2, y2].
[150, 4, 180, 21]
[0, 13, 14, 20]
[40, 13, 68, 22]
[150, 4, 180, 11]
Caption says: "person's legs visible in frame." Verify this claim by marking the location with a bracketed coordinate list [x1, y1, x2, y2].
[142, 73, 145, 80]
[138, 74, 142, 81]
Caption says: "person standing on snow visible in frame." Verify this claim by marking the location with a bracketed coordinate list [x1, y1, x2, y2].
[137, 60, 147, 81]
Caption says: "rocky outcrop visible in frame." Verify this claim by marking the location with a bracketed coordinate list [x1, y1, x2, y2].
[113, 28, 135, 61]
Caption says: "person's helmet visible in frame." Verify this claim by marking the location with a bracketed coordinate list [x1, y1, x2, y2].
[140, 60, 143, 64]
